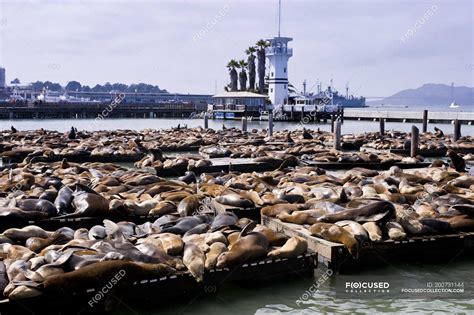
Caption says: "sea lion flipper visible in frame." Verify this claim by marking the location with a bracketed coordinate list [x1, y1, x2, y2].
[239, 221, 257, 238]
[355, 210, 390, 223]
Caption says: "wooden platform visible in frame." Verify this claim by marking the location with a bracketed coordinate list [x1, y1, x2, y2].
[0, 253, 316, 313]
[302, 160, 431, 170]
[156, 157, 278, 177]
[0, 213, 167, 233]
[262, 215, 474, 271]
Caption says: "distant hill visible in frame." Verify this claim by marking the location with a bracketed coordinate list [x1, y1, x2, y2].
[367, 84, 473, 107]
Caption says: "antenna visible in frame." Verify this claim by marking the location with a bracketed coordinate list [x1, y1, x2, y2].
[278, 0, 281, 37]
[346, 82, 349, 98]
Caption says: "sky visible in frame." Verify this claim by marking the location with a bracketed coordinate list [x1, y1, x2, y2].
[0, 0, 472, 97]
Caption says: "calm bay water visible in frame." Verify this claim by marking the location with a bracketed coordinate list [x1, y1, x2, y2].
[2, 114, 473, 314]
[1, 117, 473, 135]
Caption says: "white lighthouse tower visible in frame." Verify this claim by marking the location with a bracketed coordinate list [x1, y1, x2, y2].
[266, 0, 292, 106]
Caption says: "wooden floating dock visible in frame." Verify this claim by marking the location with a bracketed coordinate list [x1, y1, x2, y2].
[344, 109, 474, 124]
[262, 215, 474, 271]
[156, 157, 279, 177]
[0, 253, 316, 313]
[302, 160, 431, 170]
[0, 213, 167, 233]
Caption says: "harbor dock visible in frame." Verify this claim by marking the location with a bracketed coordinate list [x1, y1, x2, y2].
[345, 109, 474, 124]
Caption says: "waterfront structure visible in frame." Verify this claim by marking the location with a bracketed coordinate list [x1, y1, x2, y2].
[0, 67, 5, 89]
[210, 91, 266, 119]
[265, 0, 292, 107]
[265, 37, 293, 107]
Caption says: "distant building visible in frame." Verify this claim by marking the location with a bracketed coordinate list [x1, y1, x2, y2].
[212, 91, 266, 108]
[210, 91, 267, 119]
[0, 67, 5, 88]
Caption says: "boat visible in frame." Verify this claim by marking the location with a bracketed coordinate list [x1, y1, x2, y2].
[259, 111, 270, 121]
[449, 102, 460, 109]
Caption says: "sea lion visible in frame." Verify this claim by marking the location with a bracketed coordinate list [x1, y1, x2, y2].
[215, 194, 254, 208]
[157, 233, 184, 256]
[205, 242, 227, 270]
[16, 199, 58, 217]
[447, 150, 466, 172]
[61, 190, 109, 218]
[362, 222, 382, 242]
[446, 215, 474, 231]
[267, 236, 307, 259]
[261, 203, 307, 217]
[308, 223, 359, 258]
[385, 222, 407, 240]
[210, 212, 238, 231]
[276, 209, 325, 225]
[161, 216, 210, 235]
[148, 201, 177, 216]
[317, 201, 395, 223]
[2, 226, 51, 242]
[205, 231, 228, 245]
[335, 220, 369, 243]
[216, 229, 269, 268]
[253, 225, 288, 246]
[177, 195, 201, 217]
[43, 260, 174, 292]
[183, 242, 205, 282]
[183, 223, 210, 236]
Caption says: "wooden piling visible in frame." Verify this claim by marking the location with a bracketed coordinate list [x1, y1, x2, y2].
[241, 116, 247, 132]
[422, 110, 428, 133]
[331, 115, 335, 133]
[379, 117, 385, 137]
[204, 114, 209, 129]
[268, 113, 273, 136]
[411, 125, 419, 157]
[454, 119, 461, 141]
[334, 119, 341, 150]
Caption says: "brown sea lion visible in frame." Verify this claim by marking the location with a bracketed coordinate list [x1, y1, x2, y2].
[308, 223, 359, 258]
[183, 242, 205, 282]
[205, 242, 228, 270]
[216, 230, 269, 268]
[267, 236, 307, 259]
[43, 260, 174, 292]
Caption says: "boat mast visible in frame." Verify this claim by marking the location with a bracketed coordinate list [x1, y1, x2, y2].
[278, 0, 281, 37]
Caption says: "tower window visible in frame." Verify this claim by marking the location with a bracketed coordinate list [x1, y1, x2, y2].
[271, 88, 273, 92]
[271, 72, 274, 77]
[284, 68, 286, 73]
[284, 84, 287, 89]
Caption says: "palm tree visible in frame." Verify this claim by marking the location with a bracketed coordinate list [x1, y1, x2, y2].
[245, 46, 257, 91]
[226, 59, 239, 91]
[256, 39, 270, 94]
[238, 60, 248, 91]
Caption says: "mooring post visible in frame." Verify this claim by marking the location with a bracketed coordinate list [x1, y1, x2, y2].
[379, 117, 385, 137]
[268, 113, 274, 136]
[334, 118, 341, 150]
[331, 115, 335, 133]
[411, 125, 419, 157]
[454, 119, 461, 141]
[290, 106, 294, 120]
[204, 114, 209, 129]
[241, 116, 247, 132]
[300, 107, 304, 121]
[422, 110, 428, 133]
